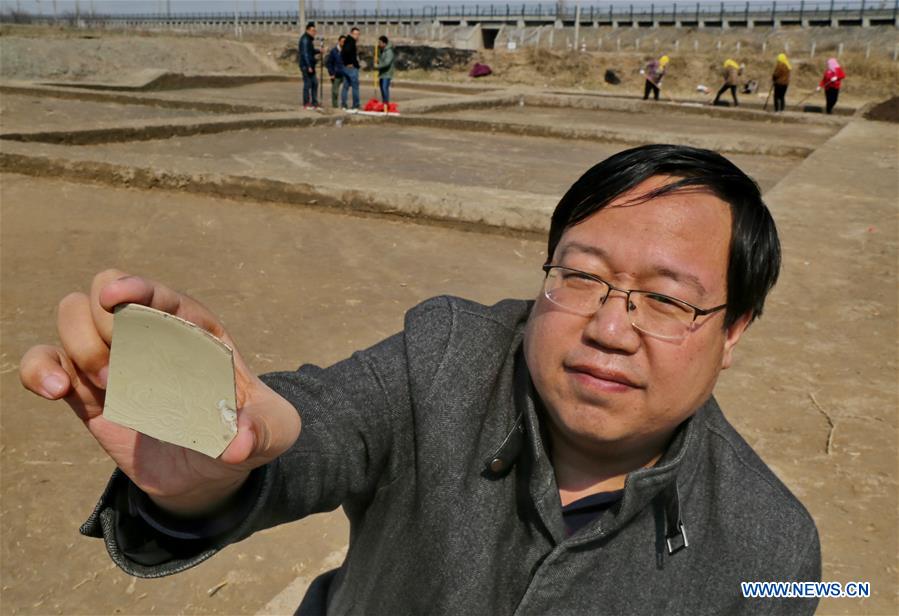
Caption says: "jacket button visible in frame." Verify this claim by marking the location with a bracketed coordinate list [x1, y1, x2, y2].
[489, 457, 506, 473]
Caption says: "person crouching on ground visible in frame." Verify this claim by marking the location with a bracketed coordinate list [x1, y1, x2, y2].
[298, 21, 320, 110]
[377, 36, 396, 105]
[642, 55, 669, 101]
[326, 35, 346, 109]
[713, 59, 741, 107]
[771, 53, 791, 112]
[817, 58, 846, 115]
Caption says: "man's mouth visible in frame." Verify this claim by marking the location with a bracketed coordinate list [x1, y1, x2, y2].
[564, 363, 643, 394]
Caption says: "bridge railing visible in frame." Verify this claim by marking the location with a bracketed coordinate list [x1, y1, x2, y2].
[2, 0, 895, 25]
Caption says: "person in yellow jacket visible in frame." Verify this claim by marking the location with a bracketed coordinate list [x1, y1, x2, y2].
[713, 59, 742, 106]
[771, 53, 791, 112]
[641, 55, 670, 101]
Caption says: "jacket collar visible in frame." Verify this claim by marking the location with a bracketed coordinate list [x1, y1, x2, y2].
[485, 346, 712, 548]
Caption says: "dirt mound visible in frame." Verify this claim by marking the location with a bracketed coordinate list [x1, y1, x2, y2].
[358, 46, 476, 71]
[864, 96, 899, 123]
[0, 34, 276, 82]
[279, 43, 475, 73]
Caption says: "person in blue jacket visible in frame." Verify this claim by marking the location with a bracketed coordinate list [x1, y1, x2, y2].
[325, 35, 346, 109]
[297, 21, 320, 110]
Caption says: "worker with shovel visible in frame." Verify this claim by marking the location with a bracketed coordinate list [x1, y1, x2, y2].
[713, 59, 742, 107]
[641, 55, 669, 101]
[817, 58, 846, 115]
[770, 53, 791, 112]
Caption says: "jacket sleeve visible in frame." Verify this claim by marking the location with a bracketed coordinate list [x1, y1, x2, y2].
[325, 49, 336, 76]
[299, 36, 315, 68]
[754, 525, 821, 615]
[78, 297, 455, 578]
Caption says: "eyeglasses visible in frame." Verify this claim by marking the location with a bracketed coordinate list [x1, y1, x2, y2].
[541, 265, 727, 341]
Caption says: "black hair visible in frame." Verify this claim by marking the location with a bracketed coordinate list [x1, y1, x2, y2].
[305, 21, 315, 30]
[350, 26, 360, 33]
[547, 144, 781, 328]
[338, 34, 346, 41]
[379, 35, 389, 44]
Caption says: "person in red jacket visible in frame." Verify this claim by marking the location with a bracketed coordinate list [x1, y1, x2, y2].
[817, 58, 846, 114]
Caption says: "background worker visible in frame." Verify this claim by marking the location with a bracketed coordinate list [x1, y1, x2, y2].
[771, 53, 791, 112]
[325, 35, 346, 109]
[376, 35, 396, 105]
[817, 58, 846, 115]
[297, 21, 320, 110]
[641, 55, 669, 101]
[340, 27, 361, 112]
[713, 59, 741, 107]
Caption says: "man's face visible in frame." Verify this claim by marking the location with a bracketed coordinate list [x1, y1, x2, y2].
[308, 26, 316, 37]
[351, 30, 360, 40]
[379, 40, 386, 49]
[523, 176, 750, 457]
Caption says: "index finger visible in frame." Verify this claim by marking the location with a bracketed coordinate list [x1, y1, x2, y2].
[93, 273, 227, 344]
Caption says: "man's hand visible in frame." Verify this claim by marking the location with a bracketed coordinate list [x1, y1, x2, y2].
[308, 67, 314, 74]
[19, 270, 301, 517]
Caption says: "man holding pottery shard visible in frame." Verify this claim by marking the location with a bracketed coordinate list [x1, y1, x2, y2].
[20, 144, 820, 615]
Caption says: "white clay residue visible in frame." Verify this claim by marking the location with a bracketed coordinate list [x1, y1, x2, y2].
[218, 399, 238, 434]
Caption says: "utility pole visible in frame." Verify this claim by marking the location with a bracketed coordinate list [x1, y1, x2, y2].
[299, 0, 306, 27]
[574, 1, 581, 51]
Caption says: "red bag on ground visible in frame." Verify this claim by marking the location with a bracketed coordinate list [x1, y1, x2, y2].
[469, 62, 492, 78]
[364, 98, 384, 112]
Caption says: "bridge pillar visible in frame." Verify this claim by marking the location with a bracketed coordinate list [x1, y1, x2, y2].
[554, 19, 564, 29]
[746, 19, 754, 29]
[862, 17, 871, 26]
[517, 18, 525, 28]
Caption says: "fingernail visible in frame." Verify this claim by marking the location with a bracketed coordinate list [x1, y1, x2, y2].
[98, 366, 109, 388]
[41, 375, 67, 397]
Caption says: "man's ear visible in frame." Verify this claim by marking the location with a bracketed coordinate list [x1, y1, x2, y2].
[721, 312, 753, 370]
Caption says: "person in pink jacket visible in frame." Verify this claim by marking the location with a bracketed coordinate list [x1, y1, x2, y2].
[817, 58, 846, 114]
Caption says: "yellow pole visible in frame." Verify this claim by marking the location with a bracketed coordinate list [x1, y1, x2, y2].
[373, 43, 379, 96]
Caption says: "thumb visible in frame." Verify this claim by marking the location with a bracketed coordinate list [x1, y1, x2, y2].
[219, 410, 263, 465]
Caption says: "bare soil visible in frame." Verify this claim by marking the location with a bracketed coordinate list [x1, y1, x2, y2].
[864, 95, 899, 122]
[0, 94, 209, 132]
[433, 104, 839, 149]
[51, 122, 799, 195]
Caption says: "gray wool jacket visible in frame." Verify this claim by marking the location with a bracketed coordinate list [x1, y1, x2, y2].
[81, 295, 821, 615]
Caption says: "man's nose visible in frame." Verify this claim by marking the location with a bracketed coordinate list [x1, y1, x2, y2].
[583, 291, 640, 352]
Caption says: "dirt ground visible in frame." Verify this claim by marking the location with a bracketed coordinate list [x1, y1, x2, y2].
[29, 121, 794, 197]
[0, 22, 897, 616]
[0, 94, 211, 132]
[146, 82, 463, 108]
[431, 104, 840, 149]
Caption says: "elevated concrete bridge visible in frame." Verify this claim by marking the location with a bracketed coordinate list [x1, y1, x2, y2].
[4, 1, 897, 30]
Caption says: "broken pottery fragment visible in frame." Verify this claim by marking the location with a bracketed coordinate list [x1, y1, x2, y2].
[104, 303, 237, 458]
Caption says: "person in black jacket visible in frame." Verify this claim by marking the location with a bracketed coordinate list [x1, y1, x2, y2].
[340, 27, 361, 111]
[297, 22, 320, 109]
[325, 35, 346, 109]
